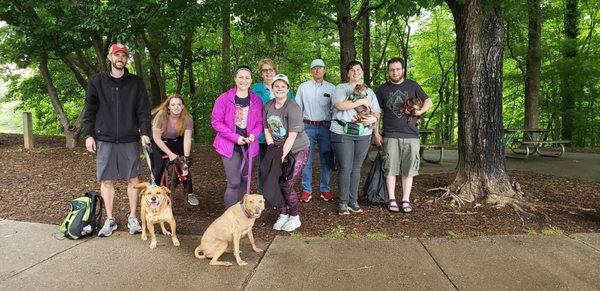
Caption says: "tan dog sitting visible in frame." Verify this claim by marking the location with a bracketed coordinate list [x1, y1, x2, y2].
[348, 84, 373, 123]
[194, 194, 265, 266]
[135, 182, 180, 249]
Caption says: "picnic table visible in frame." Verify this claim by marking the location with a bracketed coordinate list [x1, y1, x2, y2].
[419, 129, 445, 164]
[504, 128, 570, 158]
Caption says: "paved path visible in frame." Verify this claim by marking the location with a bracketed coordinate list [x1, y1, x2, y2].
[417, 150, 600, 182]
[2, 220, 599, 290]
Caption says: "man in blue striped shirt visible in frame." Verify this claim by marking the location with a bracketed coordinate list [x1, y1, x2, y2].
[295, 59, 336, 202]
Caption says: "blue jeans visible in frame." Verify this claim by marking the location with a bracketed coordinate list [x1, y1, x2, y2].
[301, 124, 332, 194]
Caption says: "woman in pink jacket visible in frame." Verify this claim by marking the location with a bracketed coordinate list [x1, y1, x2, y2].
[211, 66, 263, 208]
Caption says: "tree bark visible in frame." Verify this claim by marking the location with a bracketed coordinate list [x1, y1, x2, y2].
[221, 0, 231, 91]
[362, 11, 371, 86]
[524, 0, 542, 137]
[560, 0, 579, 142]
[142, 32, 167, 103]
[445, 0, 517, 205]
[39, 55, 82, 148]
[336, 0, 357, 83]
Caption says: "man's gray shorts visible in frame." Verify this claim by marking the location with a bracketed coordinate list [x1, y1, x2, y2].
[382, 138, 420, 177]
[97, 141, 141, 181]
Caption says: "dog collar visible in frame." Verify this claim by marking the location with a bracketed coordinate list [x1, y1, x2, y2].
[240, 202, 253, 219]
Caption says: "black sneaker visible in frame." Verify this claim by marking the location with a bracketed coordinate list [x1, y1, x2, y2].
[348, 202, 363, 214]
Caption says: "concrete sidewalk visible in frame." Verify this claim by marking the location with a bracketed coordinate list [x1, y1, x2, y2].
[0, 220, 600, 290]
[1, 219, 599, 290]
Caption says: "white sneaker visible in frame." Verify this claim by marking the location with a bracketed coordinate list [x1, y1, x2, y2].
[281, 215, 301, 232]
[273, 214, 289, 231]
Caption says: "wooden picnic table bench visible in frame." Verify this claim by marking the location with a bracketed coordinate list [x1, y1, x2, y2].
[419, 129, 445, 164]
[504, 128, 570, 158]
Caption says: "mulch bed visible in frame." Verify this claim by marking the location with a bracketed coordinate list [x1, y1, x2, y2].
[0, 133, 598, 241]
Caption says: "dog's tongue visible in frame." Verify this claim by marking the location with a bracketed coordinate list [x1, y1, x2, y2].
[150, 202, 158, 209]
[182, 169, 189, 176]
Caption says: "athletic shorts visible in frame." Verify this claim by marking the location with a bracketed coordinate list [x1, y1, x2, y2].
[382, 138, 420, 177]
[97, 141, 141, 181]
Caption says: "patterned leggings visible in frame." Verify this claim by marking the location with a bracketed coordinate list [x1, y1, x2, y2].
[278, 146, 310, 216]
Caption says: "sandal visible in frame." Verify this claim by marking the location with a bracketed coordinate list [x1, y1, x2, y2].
[387, 199, 400, 213]
[400, 200, 413, 213]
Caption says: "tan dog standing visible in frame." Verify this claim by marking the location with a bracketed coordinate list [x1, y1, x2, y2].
[135, 182, 180, 249]
[194, 194, 265, 266]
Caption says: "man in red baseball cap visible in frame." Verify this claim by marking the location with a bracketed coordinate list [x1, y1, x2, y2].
[83, 42, 152, 237]
[110, 43, 129, 55]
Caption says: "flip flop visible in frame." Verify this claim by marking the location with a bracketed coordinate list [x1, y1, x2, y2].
[400, 200, 413, 213]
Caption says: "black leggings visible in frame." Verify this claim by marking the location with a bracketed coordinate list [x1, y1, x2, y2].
[150, 137, 193, 194]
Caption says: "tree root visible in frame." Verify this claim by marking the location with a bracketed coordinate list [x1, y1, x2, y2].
[427, 180, 541, 225]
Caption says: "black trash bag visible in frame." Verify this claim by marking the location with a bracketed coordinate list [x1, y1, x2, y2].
[363, 151, 387, 204]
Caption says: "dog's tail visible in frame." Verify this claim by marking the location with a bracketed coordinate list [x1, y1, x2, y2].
[194, 244, 206, 259]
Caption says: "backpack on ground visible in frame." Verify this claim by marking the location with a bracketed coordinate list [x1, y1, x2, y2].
[59, 192, 103, 239]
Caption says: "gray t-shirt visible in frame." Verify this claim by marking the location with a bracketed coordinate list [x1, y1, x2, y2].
[376, 80, 429, 138]
[264, 98, 310, 153]
[330, 83, 381, 136]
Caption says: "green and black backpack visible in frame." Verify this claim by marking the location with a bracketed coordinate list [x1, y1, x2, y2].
[59, 192, 103, 240]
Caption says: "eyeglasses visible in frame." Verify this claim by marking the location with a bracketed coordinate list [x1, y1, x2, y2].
[261, 68, 275, 73]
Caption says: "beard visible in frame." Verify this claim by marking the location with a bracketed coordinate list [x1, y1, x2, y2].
[111, 61, 125, 71]
[389, 74, 403, 83]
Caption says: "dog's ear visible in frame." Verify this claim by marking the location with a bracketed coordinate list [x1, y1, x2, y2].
[242, 193, 250, 204]
[134, 182, 150, 190]
[160, 186, 171, 194]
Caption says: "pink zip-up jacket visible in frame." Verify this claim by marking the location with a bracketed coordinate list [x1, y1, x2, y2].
[211, 88, 263, 158]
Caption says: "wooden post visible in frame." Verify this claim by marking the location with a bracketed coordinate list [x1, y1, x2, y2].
[23, 112, 34, 149]
[435, 123, 441, 144]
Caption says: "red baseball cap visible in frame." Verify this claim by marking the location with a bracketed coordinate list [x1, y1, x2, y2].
[110, 43, 129, 55]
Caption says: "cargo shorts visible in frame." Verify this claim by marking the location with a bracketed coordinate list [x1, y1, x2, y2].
[382, 138, 420, 177]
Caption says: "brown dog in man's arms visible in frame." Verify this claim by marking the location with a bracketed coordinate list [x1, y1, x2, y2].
[135, 182, 180, 249]
[194, 194, 265, 266]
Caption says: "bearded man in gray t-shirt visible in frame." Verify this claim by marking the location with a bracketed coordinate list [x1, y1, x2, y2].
[373, 58, 433, 213]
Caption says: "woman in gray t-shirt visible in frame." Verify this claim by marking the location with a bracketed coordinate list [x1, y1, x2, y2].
[330, 60, 381, 215]
[264, 74, 309, 232]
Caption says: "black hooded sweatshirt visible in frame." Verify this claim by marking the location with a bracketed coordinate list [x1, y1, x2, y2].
[82, 68, 152, 143]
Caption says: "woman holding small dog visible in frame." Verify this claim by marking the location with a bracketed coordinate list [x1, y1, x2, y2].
[211, 66, 264, 209]
[330, 60, 381, 215]
[263, 74, 310, 232]
[151, 94, 198, 205]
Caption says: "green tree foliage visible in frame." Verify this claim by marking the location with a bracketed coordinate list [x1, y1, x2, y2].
[1, 0, 599, 147]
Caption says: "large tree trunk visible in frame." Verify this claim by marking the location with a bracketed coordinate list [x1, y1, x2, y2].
[221, 0, 231, 91]
[524, 0, 542, 138]
[361, 11, 371, 86]
[445, 0, 517, 206]
[560, 0, 579, 141]
[336, 0, 356, 83]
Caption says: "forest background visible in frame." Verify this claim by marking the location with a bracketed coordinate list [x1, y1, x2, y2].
[0, 0, 598, 148]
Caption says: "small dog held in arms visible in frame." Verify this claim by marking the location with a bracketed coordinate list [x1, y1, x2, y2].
[135, 182, 180, 249]
[403, 97, 424, 124]
[194, 194, 265, 266]
[348, 84, 373, 123]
